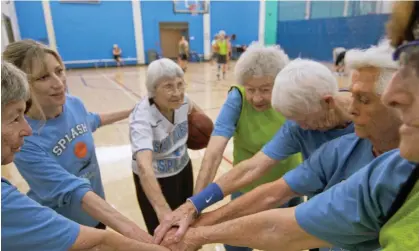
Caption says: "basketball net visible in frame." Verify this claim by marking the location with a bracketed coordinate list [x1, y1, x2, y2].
[189, 4, 198, 16]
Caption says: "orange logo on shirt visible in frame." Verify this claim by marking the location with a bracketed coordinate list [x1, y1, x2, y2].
[74, 142, 88, 158]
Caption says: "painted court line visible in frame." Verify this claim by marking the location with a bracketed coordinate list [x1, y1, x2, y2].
[100, 73, 140, 102]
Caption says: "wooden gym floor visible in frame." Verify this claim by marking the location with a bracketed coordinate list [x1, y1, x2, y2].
[2, 61, 348, 251]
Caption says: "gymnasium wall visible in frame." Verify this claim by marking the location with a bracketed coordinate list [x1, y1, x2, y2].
[50, 1, 137, 64]
[141, 0, 204, 61]
[210, 1, 259, 46]
[12, 0, 260, 68]
[11, 0, 393, 67]
[276, 1, 390, 62]
[14, 1, 48, 44]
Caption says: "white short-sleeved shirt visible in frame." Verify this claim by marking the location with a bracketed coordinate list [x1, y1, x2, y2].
[130, 96, 190, 178]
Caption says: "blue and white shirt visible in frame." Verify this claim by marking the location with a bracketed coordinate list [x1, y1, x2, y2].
[130, 96, 190, 178]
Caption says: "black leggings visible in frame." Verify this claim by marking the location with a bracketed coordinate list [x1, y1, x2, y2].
[133, 161, 194, 235]
[95, 222, 106, 230]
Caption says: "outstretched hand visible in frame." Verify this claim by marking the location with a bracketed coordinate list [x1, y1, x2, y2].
[160, 227, 201, 251]
[153, 201, 198, 244]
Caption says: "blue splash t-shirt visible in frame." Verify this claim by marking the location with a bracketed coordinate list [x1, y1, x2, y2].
[212, 89, 354, 161]
[14, 95, 104, 227]
[1, 178, 80, 251]
[262, 120, 354, 160]
[283, 133, 376, 198]
[295, 150, 415, 251]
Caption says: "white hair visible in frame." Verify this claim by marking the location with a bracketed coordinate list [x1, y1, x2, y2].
[234, 42, 289, 86]
[1, 61, 30, 107]
[146, 58, 184, 97]
[345, 39, 399, 94]
[271, 58, 338, 116]
[218, 30, 226, 36]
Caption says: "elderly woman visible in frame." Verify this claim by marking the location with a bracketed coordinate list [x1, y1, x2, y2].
[3, 40, 150, 242]
[129, 58, 202, 235]
[379, 2, 419, 249]
[179, 59, 354, 233]
[153, 43, 302, 249]
[1, 61, 168, 251]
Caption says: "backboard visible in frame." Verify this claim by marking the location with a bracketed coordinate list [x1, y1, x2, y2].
[173, 0, 209, 14]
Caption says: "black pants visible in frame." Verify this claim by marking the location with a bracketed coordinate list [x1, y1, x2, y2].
[133, 161, 194, 235]
[95, 222, 106, 230]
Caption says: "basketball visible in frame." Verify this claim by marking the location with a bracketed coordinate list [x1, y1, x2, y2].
[187, 111, 214, 150]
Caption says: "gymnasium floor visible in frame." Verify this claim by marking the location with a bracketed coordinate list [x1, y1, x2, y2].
[2, 61, 348, 251]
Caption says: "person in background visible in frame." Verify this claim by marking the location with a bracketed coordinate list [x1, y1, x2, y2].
[1, 61, 168, 251]
[214, 30, 229, 80]
[113, 44, 122, 67]
[226, 35, 232, 70]
[334, 49, 346, 73]
[3, 40, 150, 243]
[154, 43, 302, 251]
[178, 36, 189, 72]
[129, 58, 203, 235]
[211, 35, 219, 66]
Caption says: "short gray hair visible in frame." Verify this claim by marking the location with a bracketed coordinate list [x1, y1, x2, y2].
[399, 45, 419, 75]
[1, 61, 30, 107]
[234, 42, 289, 86]
[272, 58, 338, 116]
[345, 39, 399, 94]
[146, 58, 184, 97]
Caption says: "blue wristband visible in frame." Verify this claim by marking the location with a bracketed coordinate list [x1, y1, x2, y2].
[188, 183, 224, 214]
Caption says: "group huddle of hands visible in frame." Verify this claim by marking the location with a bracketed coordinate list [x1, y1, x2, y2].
[140, 202, 207, 251]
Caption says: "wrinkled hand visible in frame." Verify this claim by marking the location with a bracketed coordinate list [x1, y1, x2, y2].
[153, 201, 197, 244]
[161, 228, 200, 251]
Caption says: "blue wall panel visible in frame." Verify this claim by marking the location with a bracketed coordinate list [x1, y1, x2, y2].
[277, 14, 389, 62]
[278, 1, 306, 21]
[310, 1, 344, 19]
[141, 1, 203, 63]
[50, 1, 137, 67]
[210, 1, 259, 46]
[14, 1, 48, 44]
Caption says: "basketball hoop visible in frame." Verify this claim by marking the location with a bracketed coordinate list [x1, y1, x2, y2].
[189, 3, 198, 16]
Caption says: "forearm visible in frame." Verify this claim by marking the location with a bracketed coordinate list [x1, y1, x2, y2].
[190, 208, 331, 251]
[72, 226, 165, 251]
[194, 146, 224, 194]
[99, 231, 163, 251]
[195, 179, 296, 226]
[137, 162, 171, 219]
[99, 109, 132, 126]
[216, 153, 277, 196]
[81, 191, 151, 242]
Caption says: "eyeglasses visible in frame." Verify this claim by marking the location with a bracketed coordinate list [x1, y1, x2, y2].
[393, 40, 419, 60]
[160, 82, 186, 95]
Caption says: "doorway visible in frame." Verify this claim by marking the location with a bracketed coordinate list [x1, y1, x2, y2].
[159, 22, 189, 59]
[2, 13, 15, 44]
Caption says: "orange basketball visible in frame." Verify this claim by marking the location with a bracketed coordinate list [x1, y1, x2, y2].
[187, 112, 214, 150]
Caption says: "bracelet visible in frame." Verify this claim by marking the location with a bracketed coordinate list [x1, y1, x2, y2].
[187, 183, 224, 214]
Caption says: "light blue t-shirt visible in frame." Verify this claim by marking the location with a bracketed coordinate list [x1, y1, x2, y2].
[283, 133, 376, 197]
[1, 178, 80, 251]
[14, 95, 104, 227]
[262, 120, 354, 160]
[295, 150, 415, 251]
[213, 89, 354, 162]
[212, 88, 242, 138]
